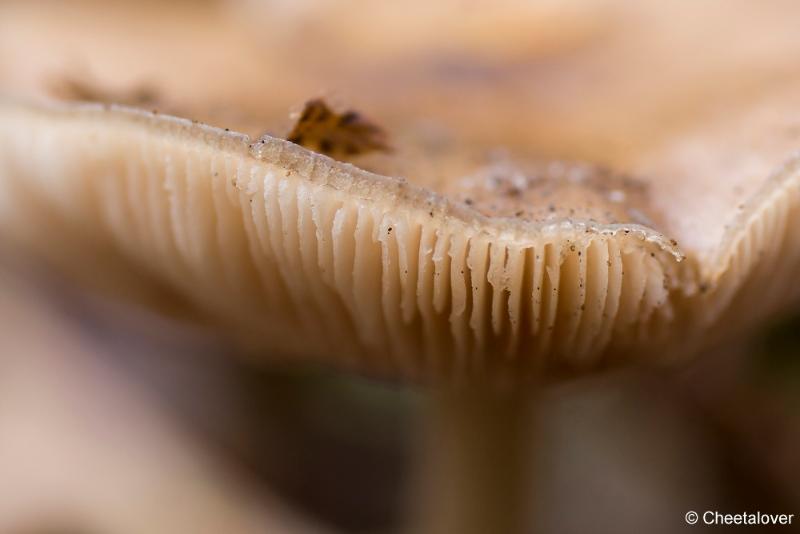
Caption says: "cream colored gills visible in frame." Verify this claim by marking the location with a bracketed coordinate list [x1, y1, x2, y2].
[20, 102, 800, 380]
[0, 106, 668, 371]
[573, 239, 609, 362]
[466, 235, 491, 360]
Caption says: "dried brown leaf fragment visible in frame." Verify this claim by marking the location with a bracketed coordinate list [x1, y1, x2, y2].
[286, 99, 390, 160]
[49, 76, 160, 108]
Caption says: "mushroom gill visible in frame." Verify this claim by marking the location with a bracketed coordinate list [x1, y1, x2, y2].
[3, 1, 800, 385]
[2, 97, 800, 383]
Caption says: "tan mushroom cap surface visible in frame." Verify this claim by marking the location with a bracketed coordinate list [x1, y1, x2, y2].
[2, 0, 800, 381]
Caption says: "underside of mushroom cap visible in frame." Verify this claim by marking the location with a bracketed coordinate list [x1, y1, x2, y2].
[4, 0, 800, 382]
[2, 101, 800, 383]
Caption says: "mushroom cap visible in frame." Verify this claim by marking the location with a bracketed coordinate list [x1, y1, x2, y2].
[2, 99, 799, 383]
[2, 0, 800, 382]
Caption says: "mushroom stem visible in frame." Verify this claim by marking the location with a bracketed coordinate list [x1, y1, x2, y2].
[412, 386, 537, 534]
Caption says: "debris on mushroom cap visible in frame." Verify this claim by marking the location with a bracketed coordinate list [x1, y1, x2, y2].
[49, 76, 160, 108]
[285, 99, 390, 161]
[1, 97, 799, 383]
[443, 159, 653, 227]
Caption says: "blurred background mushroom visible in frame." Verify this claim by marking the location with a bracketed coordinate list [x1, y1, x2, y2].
[2, 1, 800, 533]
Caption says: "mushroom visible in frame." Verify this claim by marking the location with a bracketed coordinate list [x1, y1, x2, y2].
[3, 1, 800, 532]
